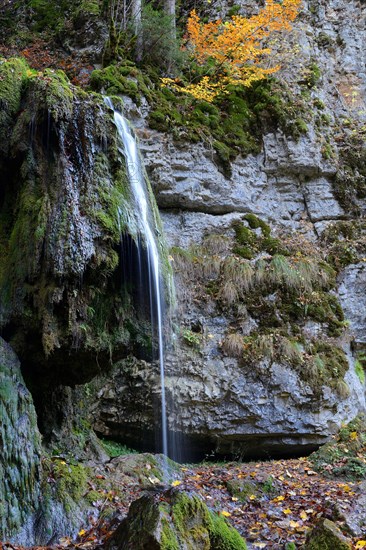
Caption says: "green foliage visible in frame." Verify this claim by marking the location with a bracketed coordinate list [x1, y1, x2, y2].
[139, 5, 183, 72]
[321, 220, 366, 269]
[301, 62, 321, 88]
[173, 219, 348, 398]
[28, 0, 73, 32]
[99, 438, 137, 457]
[333, 122, 366, 215]
[181, 328, 201, 348]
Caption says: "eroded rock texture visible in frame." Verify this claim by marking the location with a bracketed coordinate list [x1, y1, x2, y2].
[93, 0, 366, 459]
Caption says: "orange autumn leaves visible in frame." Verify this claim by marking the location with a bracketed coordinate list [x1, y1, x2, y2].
[163, 0, 302, 101]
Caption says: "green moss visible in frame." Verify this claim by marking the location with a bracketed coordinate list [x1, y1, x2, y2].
[355, 360, 365, 385]
[233, 222, 257, 246]
[171, 492, 247, 550]
[53, 460, 89, 504]
[209, 512, 247, 550]
[243, 214, 270, 237]
[305, 342, 349, 397]
[322, 220, 366, 269]
[27, 0, 70, 31]
[333, 124, 366, 214]
[77, 0, 101, 15]
[226, 480, 258, 502]
[294, 118, 308, 134]
[232, 219, 290, 259]
[306, 293, 345, 337]
[0, 57, 28, 115]
[304, 519, 351, 549]
[90, 65, 140, 103]
[302, 62, 322, 89]
[99, 438, 137, 458]
[90, 64, 308, 171]
[161, 517, 180, 550]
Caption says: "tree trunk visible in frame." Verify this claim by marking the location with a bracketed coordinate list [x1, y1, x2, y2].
[163, 0, 176, 40]
[131, 0, 142, 62]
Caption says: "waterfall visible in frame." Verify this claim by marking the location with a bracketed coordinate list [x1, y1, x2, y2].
[105, 98, 168, 459]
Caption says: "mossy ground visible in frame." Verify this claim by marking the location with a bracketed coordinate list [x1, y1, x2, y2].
[310, 414, 366, 479]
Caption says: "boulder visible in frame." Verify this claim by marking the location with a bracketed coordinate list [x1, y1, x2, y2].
[106, 490, 247, 550]
[304, 518, 352, 549]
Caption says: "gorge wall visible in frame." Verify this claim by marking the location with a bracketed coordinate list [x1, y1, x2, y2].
[0, 0, 365, 541]
[92, 0, 366, 459]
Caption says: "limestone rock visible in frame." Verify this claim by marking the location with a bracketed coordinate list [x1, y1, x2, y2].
[0, 338, 42, 542]
[338, 263, 366, 347]
[304, 518, 352, 549]
[341, 480, 366, 537]
[106, 490, 247, 550]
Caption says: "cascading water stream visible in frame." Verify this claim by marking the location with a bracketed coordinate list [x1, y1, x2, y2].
[105, 98, 168, 460]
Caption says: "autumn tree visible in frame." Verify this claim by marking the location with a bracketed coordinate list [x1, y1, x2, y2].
[163, 0, 302, 101]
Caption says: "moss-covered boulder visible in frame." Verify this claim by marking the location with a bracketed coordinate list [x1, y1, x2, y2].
[304, 518, 352, 549]
[0, 337, 42, 541]
[107, 490, 247, 550]
[309, 414, 366, 479]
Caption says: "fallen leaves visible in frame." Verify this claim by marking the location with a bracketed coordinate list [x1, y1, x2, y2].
[0, 456, 361, 550]
[171, 480, 182, 487]
[179, 457, 358, 548]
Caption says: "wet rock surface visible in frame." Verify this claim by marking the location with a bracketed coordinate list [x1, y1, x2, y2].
[94, 0, 366, 457]
[0, 338, 41, 542]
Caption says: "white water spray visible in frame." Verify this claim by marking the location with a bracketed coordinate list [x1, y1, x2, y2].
[105, 98, 168, 459]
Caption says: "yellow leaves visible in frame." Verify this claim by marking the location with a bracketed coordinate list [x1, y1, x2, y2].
[299, 510, 308, 521]
[283, 508, 292, 515]
[356, 541, 366, 549]
[249, 494, 257, 500]
[171, 480, 182, 487]
[78, 529, 86, 537]
[161, 76, 227, 102]
[221, 510, 231, 517]
[163, 0, 302, 101]
[272, 495, 285, 503]
[350, 431, 358, 440]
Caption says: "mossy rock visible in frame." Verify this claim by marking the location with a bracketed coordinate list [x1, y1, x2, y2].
[0, 338, 42, 540]
[107, 490, 247, 550]
[304, 518, 352, 549]
[310, 414, 366, 479]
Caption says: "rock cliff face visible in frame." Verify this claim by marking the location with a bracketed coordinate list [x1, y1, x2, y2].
[93, 0, 366, 459]
[0, 59, 168, 444]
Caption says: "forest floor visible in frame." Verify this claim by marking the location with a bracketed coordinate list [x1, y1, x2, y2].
[1, 454, 364, 550]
